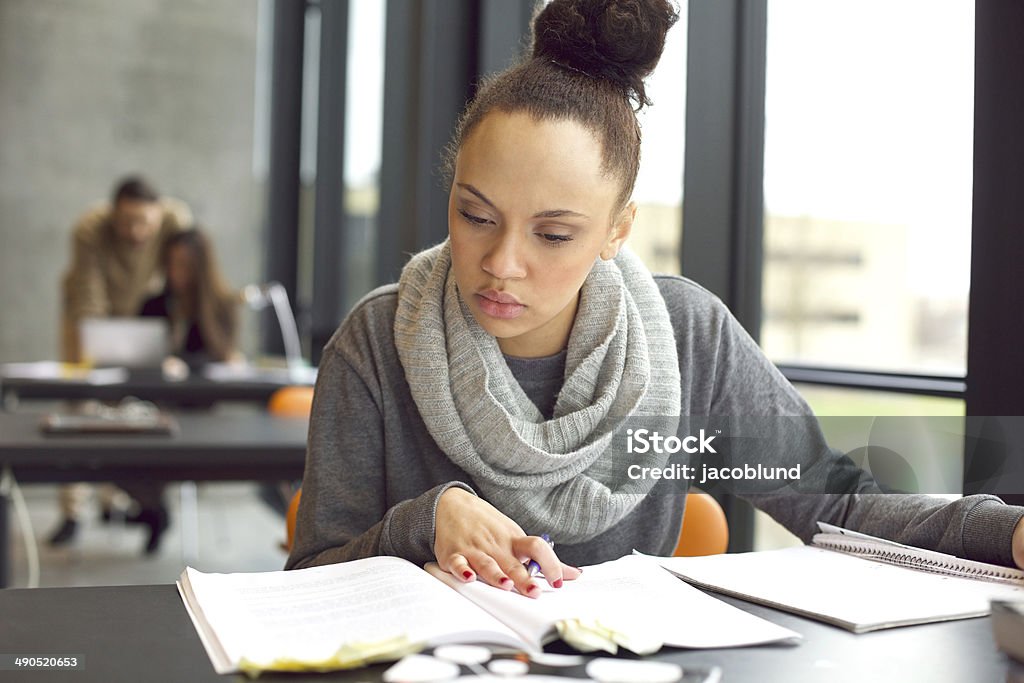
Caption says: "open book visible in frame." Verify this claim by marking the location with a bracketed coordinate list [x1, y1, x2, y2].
[177, 554, 800, 674]
[655, 522, 1024, 633]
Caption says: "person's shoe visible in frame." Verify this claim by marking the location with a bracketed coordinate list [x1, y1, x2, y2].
[47, 518, 79, 546]
[99, 501, 130, 523]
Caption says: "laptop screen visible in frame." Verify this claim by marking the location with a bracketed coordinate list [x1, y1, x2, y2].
[79, 317, 169, 367]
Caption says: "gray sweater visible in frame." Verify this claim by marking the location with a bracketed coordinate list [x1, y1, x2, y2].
[287, 275, 1023, 570]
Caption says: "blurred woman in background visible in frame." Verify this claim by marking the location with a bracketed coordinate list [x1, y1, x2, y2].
[141, 227, 239, 373]
[126, 227, 239, 554]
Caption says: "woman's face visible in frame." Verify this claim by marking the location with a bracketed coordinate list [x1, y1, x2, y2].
[166, 243, 197, 294]
[449, 111, 634, 358]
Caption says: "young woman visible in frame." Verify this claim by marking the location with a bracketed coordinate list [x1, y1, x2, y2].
[287, 0, 1024, 596]
[141, 228, 239, 371]
[124, 228, 239, 554]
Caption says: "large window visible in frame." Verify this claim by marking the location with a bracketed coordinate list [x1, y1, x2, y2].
[760, 1, 975, 376]
[342, 0, 387, 310]
[630, 4, 688, 276]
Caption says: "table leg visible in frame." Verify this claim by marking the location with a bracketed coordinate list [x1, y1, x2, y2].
[0, 489, 9, 588]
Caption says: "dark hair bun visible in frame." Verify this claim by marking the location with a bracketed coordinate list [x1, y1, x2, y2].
[532, 0, 679, 108]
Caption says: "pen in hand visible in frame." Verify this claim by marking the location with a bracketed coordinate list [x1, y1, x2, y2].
[524, 533, 553, 579]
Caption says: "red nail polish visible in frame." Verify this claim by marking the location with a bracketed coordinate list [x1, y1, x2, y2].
[500, 576, 513, 587]
[527, 583, 540, 594]
[463, 570, 474, 580]
[553, 578, 563, 588]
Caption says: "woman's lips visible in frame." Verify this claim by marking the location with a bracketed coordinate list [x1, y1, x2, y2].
[475, 289, 526, 320]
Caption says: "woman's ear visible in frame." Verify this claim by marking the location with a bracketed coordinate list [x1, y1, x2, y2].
[601, 202, 637, 260]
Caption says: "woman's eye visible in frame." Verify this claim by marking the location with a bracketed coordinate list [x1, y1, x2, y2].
[458, 209, 490, 225]
[540, 233, 573, 244]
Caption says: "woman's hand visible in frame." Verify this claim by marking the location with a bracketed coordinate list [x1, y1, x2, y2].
[161, 355, 189, 381]
[434, 487, 582, 598]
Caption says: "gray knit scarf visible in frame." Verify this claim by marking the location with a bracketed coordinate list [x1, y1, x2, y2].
[394, 240, 681, 543]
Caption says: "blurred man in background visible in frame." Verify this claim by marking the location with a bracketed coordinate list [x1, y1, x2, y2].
[50, 176, 191, 547]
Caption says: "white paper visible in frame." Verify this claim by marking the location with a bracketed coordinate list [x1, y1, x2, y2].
[657, 545, 1024, 632]
[1, 361, 127, 384]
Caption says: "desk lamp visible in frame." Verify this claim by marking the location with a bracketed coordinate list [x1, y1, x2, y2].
[240, 282, 311, 383]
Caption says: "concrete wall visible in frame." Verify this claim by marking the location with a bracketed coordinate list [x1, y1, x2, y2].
[0, 0, 264, 361]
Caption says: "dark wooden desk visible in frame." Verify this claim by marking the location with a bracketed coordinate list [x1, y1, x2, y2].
[0, 583, 1011, 683]
[0, 411, 308, 483]
[0, 410, 308, 588]
[0, 366, 311, 407]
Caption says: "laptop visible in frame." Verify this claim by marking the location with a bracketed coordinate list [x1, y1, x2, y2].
[79, 317, 169, 367]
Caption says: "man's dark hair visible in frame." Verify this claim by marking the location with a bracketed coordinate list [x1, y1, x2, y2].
[112, 175, 160, 204]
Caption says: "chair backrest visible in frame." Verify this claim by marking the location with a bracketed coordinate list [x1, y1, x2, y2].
[285, 488, 302, 552]
[673, 491, 729, 556]
[271, 386, 312, 552]
[268, 386, 315, 418]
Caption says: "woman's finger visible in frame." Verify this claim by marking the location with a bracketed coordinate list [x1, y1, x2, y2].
[561, 563, 583, 581]
[443, 553, 476, 582]
[464, 551, 514, 591]
[503, 559, 543, 598]
[514, 535, 564, 589]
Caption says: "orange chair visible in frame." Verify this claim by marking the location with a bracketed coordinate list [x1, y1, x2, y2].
[285, 488, 303, 552]
[270, 386, 312, 552]
[268, 385, 315, 418]
[673, 491, 729, 556]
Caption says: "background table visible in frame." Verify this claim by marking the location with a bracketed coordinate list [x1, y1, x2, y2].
[0, 582, 1011, 683]
[0, 366, 311, 408]
[0, 410, 308, 587]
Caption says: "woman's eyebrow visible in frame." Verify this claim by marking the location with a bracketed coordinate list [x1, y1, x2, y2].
[456, 183, 588, 219]
[533, 209, 588, 219]
[457, 183, 496, 208]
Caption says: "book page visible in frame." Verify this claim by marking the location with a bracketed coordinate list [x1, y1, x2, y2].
[429, 555, 800, 650]
[658, 546, 1024, 632]
[181, 557, 527, 673]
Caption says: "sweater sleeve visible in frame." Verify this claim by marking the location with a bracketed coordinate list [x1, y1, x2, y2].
[706, 296, 1024, 566]
[61, 209, 114, 362]
[64, 210, 113, 320]
[285, 333, 473, 570]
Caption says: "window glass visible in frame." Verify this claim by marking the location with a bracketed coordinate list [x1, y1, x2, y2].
[798, 383, 965, 499]
[795, 384, 965, 418]
[342, 0, 387, 310]
[630, 3, 687, 276]
[761, 1, 974, 375]
[756, 383, 966, 551]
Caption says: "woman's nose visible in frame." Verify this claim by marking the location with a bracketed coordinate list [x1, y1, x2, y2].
[481, 230, 527, 280]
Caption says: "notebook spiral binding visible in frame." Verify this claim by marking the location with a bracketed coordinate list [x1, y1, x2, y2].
[814, 536, 1024, 587]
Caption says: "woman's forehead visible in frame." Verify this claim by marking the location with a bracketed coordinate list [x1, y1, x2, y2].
[462, 111, 601, 160]
[455, 111, 617, 213]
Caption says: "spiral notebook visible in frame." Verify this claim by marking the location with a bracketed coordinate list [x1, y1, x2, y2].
[656, 523, 1024, 633]
[811, 522, 1024, 586]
